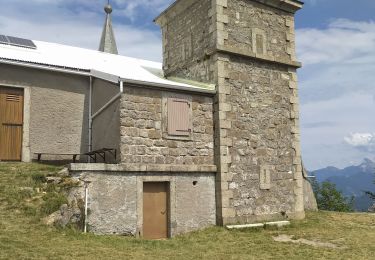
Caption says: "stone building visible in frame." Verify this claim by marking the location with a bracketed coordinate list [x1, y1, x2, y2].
[155, 0, 305, 226]
[0, 0, 310, 238]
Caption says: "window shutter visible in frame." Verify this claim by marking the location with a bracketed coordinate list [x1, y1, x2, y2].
[167, 98, 191, 136]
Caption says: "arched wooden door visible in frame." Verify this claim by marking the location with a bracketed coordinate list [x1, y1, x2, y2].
[0, 87, 24, 161]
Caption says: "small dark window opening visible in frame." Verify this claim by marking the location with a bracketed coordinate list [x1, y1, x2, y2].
[193, 181, 198, 186]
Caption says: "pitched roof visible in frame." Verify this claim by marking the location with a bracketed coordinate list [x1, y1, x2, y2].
[0, 40, 215, 93]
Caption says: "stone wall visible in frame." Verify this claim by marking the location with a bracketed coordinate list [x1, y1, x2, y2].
[156, 0, 215, 83]
[225, 56, 298, 222]
[30, 84, 88, 154]
[212, 0, 304, 223]
[69, 167, 216, 236]
[303, 177, 318, 211]
[174, 173, 217, 235]
[119, 86, 215, 165]
[80, 172, 137, 235]
[0, 63, 90, 161]
[225, 0, 296, 63]
[302, 166, 318, 211]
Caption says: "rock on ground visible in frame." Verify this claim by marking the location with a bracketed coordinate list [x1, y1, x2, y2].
[273, 234, 342, 249]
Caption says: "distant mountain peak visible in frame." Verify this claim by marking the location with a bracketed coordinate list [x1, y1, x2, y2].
[325, 166, 340, 171]
[360, 158, 375, 173]
[311, 158, 375, 211]
[362, 158, 374, 164]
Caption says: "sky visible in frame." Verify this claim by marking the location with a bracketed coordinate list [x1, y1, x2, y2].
[0, 0, 374, 170]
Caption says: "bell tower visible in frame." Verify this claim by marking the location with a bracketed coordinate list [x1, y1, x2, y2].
[156, 0, 305, 225]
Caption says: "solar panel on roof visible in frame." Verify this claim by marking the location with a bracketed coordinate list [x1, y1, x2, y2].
[7, 36, 36, 49]
[0, 35, 36, 49]
[0, 35, 9, 44]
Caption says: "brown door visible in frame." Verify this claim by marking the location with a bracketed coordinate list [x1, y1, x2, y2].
[143, 182, 169, 239]
[0, 87, 24, 161]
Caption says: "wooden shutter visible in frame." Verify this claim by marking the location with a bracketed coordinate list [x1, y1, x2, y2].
[167, 97, 191, 136]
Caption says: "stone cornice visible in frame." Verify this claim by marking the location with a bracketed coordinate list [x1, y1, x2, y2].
[211, 45, 302, 68]
[155, 0, 303, 26]
[253, 0, 303, 13]
[69, 163, 217, 173]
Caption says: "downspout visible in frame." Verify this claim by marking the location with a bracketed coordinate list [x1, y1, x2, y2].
[88, 76, 93, 154]
[84, 181, 90, 233]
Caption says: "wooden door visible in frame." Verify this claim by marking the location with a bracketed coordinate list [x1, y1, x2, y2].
[0, 87, 24, 161]
[143, 182, 169, 239]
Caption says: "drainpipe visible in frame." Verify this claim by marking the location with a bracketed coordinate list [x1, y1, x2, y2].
[84, 181, 89, 233]
[88, 76, 93, 154]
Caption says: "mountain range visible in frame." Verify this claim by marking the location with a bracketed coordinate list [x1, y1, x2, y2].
[310, 158, 375, 211]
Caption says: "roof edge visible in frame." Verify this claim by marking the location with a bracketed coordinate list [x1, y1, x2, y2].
[91, 69, 120, 83]
[0, 58, 216, 95]
[120, 78, 216, 95]
[166, 76, 216, 90]
[0, 58, 90, 76]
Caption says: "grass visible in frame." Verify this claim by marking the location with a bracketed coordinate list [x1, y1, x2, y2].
[0, 163, 374, 260]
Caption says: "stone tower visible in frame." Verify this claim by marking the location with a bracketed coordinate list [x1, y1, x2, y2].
[155, 0, 304, 225]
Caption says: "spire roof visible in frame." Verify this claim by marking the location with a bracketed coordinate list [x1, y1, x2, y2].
[99, 2, 118, 55]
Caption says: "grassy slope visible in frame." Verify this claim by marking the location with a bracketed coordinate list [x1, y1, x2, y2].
[0, 163, 374, 260]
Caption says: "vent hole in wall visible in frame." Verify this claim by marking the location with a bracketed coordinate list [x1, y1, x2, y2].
[193, 181, 198, 186]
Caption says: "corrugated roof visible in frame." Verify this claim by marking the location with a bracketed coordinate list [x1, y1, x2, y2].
[0, 40, 215, 93]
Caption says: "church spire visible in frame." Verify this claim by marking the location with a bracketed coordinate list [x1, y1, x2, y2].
[99, 1, 118, 54]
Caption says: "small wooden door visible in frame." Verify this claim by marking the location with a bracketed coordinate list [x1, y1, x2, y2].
[0, 87, 24, 161]
[143, 182, 169, 239]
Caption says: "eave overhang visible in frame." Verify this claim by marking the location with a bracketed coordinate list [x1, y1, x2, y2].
[0, 58, 217, 95]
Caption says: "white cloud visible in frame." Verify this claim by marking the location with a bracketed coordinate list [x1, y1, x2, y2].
[297, 19, 375, 167]
[296, 19, 375, 104]
[112, 0, 173, 20]
[300, 92, 375, 169]
[344, 133, 375, 152]
[0, 0, 164, 61]
[297, 19, 375, 65]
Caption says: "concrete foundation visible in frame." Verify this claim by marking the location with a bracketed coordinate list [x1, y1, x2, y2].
[69, 164, 217, 237]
